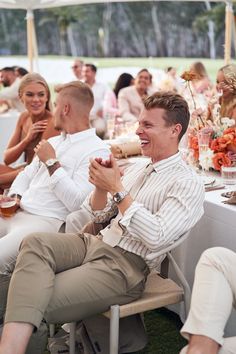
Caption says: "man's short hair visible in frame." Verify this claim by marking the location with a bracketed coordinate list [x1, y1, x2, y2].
[144, 91, 190, 141]
[1, 67, 15, 72]
[55, 81, 94, 111]
[84, 63, 97, 73]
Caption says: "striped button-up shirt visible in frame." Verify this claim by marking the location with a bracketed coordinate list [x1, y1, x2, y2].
[82, 152, 204, 269]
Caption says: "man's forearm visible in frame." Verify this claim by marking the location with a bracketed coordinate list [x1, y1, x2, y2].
[90, 188, 108, 211]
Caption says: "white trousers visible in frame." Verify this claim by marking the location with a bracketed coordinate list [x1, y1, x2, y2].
[0, 211, 63, 275]
[180, 247, 236, 353]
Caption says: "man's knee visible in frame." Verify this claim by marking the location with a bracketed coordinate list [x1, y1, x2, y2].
[199, 247, 236, 268]
[20, 233, 49, 253]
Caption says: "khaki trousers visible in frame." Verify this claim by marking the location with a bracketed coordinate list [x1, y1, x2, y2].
[180, 247, 236, 353]
[5, 232, 148, 329]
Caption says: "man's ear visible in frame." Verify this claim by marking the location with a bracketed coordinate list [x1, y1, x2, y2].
[172, 123, 182, 138]
[63, 103, 70, 117]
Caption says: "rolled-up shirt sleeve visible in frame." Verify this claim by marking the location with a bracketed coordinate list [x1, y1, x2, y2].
[81, 193, 118, 223]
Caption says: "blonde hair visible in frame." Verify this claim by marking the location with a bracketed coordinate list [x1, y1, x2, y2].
[19, 73, 51, 111]
[219, 64, 236, 117]
[55, 81, 94, 112]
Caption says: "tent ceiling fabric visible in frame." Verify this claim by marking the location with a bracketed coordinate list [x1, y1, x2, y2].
[0, 0, 234, 10]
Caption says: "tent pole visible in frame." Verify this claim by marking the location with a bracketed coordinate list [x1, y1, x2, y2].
[224, 1, 233, 65]
[26, 9, 34, 72]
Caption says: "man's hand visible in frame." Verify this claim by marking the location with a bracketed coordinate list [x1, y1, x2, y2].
[89, 154, 123, 195]
[34, 140, 56, 163]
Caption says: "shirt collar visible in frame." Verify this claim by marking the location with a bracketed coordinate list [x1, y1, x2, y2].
[152, 152, 182, 172]
[61, 128, 96, 142]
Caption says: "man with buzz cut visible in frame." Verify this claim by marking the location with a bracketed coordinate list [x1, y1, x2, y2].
[0, 92, 204, 354]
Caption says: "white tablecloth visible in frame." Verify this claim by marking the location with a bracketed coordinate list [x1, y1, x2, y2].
[0, 110, 20, 162]
[171, 186, 236, 336]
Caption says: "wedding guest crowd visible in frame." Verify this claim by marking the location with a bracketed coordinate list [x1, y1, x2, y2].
[0, 91, 204, 354]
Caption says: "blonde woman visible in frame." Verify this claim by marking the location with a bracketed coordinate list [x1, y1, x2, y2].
[0, 73, 59, 192]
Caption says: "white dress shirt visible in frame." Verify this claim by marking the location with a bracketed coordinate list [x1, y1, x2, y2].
[90, 81, 110, 120]
[82, 152, 205, 269]
[10, 128, 110, 221]
[0, 78, 24, 112]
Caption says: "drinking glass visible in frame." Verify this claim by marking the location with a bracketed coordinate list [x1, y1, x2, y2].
[221, 166, 236, 185]
[106, 113, 116, 140]
[197, 130, 212, 175]
[0, 189, 18, 217]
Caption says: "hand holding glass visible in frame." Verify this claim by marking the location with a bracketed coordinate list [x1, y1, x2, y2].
[0, 189, 18, 217]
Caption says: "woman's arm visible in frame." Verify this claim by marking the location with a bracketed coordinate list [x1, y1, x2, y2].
[3, 114, 28, 165]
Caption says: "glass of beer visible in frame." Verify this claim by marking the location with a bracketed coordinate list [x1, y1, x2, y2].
[0, 189, 18, 217]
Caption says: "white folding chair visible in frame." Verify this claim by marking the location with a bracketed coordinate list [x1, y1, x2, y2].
[51, 230, 191, 354]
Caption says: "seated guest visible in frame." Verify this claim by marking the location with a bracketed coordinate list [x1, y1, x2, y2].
[159, 67, 183, 93]
[14, 67, 28, 79]
[82, 63, 110, 138]
[118, 68, 152, 123]
[208, 64, 236, 124]
[0, 80, 110, 277]
[189, 61, 212, 94]
[0, 67, 24, 112]
[0, 92, 204, 354]
[180, 247, 236, 354]
[0, 73, 59, 193]
[103, 72, 134, 117]
[71, 58, 84, 81]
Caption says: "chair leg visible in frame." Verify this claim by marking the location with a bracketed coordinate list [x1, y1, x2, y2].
[69, 322, 76, 354]
[109, 305, 120, 354]
[49, 323, 55, 338]
[167, 252, 191, 317]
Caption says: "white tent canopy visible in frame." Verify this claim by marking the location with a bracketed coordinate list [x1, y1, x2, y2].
[0, 0, 235, 70]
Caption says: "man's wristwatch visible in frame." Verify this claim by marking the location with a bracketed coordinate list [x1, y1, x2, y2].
[113, 191, 129, 204]
[45, 158, 59, 168]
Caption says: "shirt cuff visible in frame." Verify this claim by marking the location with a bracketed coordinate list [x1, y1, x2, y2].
[82, 194, 118, 223]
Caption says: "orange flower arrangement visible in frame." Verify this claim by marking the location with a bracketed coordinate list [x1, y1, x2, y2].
[188, 127, 236, 171]
[212, 153, 232, 171]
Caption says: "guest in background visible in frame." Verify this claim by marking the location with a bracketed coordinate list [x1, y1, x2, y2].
[118, 68, 152, 123]
[193, 64, 236, 126]
[71, 58, 84, 81]
[189, 61, 212, 94]
[14, 67, 28, 79]
[180, 247, 236, 354]
[0, 67, 24, 112]
[0, 73, 59, 192]
[103, 72, 134, 117]
[208, 64, 236, 124]
[82, 63, 110, 138]
[159, 67, 183, 92]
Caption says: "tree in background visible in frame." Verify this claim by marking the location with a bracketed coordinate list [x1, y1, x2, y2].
[0, 2, 231, 58]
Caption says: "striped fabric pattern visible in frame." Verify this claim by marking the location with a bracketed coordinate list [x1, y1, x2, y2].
[84, 152, 205, 270]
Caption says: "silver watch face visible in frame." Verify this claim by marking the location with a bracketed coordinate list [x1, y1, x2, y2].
[46, 158, 58, 167]
[113, 191, 127, 203]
